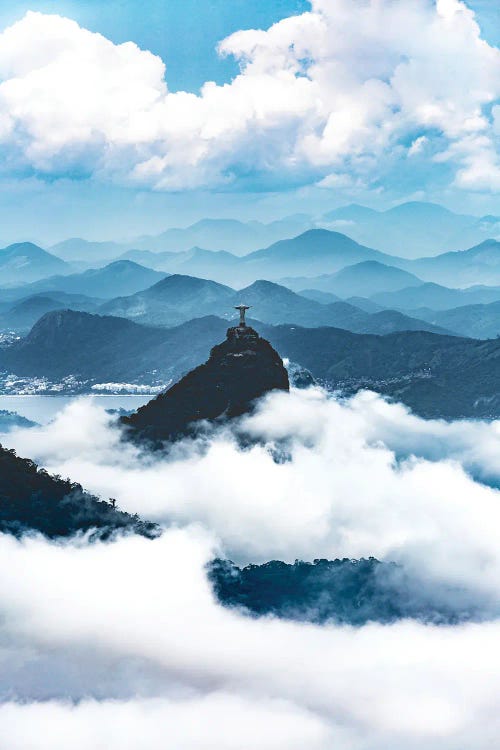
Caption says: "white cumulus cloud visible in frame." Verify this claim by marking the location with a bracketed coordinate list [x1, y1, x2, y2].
[1, 390, 500, 747]
[0, 2, 497, 192]
[5, 389, 500, 601]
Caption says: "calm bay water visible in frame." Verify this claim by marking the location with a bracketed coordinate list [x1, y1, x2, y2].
[0, 394, 152, 424]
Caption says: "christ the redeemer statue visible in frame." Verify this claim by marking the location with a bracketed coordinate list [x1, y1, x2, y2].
[235, 304, 250, 327]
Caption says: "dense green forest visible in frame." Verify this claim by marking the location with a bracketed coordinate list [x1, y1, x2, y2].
[209, 557, 480, 625]
[0, 444, 157, 539]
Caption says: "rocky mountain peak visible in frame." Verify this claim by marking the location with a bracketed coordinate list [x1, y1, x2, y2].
[122, 323, 289, 444]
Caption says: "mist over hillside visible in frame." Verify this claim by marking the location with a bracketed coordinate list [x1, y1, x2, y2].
[0, 242, 71, 284]
[48, 215, 315, 261]
[322, 202, 500, 257]
[0, 260, 167, 300]
[42, 202, 500, 265]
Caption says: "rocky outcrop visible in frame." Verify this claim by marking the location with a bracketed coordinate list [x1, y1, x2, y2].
[121, 324, 289, 443]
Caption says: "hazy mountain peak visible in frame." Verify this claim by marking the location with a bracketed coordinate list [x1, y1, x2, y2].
[189, 218, 247, 230]
[385, 201, 457, 217]
[99, 259, 150, 272]
[0, 241, 69, 285]
[337, 260, 397, 271]
[2, 241, 47, 254]
[240, 279, 291, 293]
[149, 273, 233, 294]
[323, 204, 379, 221]
[466, 239, 500, 253]
[237, 279, 303, 303]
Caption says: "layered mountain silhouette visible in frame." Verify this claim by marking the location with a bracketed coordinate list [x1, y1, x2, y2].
[322, 201, 500, 257]
[403, 240, 500, 287]
[109, 233, 500, 290]
[2, 310, 498, 418]
[97, 274, 450, 336]
[119, 246, 245, 286]
[10, 225, 500, 294]
[113, 228, 500, 289]
[47, 203, 500, 266]
[105, 229, 401, 287]
[281, 260, 422, 297]
[412, 300, 500, 340]
[239, 229, 396, 281]
[99, 274, 234, 327]
[0, 292, 101, 331]
[122, 322, 289, 443]
[50, 215, 314, 261]
[50, 238, 129, 264]
[0, 260, 166, 301]
[105, 230, 398, 287]
[0, 242, 70, 285]
[372, 282, 500, 311]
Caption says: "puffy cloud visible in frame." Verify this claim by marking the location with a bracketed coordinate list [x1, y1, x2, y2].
[0, 2, 498, 192]
[0, 694, 333, 750]
[0, 528, 499, 748]
[5, 389, 500, 601]
[1, 390, 500, 746]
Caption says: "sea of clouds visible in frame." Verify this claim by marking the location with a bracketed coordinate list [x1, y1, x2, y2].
[1, 387, 500, 748]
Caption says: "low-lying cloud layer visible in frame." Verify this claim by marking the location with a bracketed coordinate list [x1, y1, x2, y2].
[8, 389, 500, 588]
[0, 1, 499, 194]
[1, 387, 500, 748]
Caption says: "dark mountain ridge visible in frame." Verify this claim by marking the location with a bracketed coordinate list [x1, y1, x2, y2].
[0, 444, 157, 539]
[122, 322, 289, 443]
[0, 310, 229, 386]
[269, 325, 500, 418]
[1, 310, 498, 418]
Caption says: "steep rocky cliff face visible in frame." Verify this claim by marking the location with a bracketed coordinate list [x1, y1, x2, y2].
[122, 324, 289, 443]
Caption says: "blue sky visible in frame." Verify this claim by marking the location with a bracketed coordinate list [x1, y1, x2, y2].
[0, 0, 498, 244]
[0, 0, 310, 91]
[0, 0, 496, 91]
